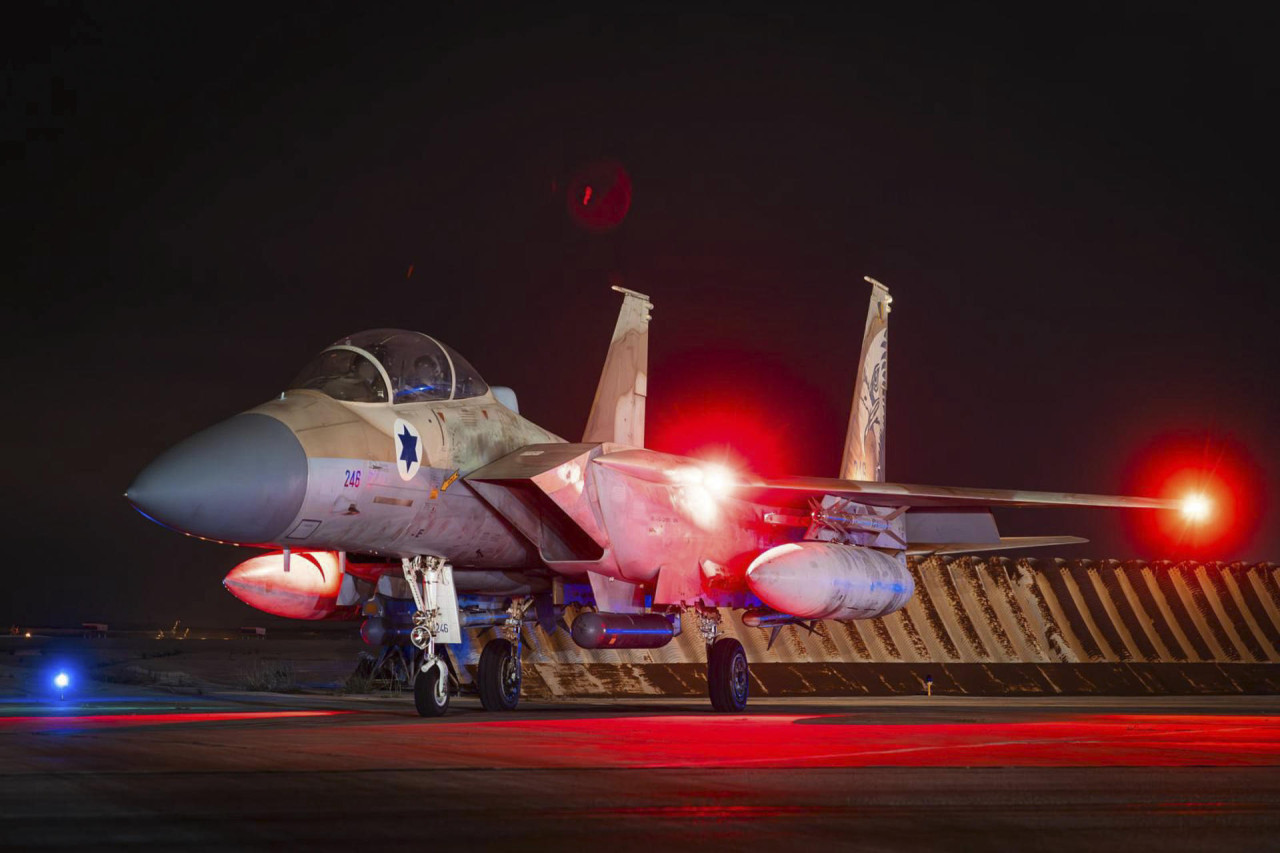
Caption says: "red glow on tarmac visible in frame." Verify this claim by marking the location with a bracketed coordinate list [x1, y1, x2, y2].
[433, 713, 1280, 768]
[1124, 431, 1264, 557]
[0, 710, 342, 732]
[5, 709, 1276, 771]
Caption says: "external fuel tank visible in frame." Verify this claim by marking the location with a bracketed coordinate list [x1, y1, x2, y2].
[745, 542, 914, 621]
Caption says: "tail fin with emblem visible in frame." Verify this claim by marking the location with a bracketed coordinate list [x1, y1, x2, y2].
[839, 277, 891, 481]
[583, 285, 652, 448]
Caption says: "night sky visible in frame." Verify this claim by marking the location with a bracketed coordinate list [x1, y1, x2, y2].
[6, 5, 1277, 628]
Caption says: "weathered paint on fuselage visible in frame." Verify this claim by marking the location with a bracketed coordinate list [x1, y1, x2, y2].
[246, 389, 561, 564]
[241, 389, 791, 604]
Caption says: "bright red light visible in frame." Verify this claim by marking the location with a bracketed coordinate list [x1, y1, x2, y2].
[1180, 492, 1212, 523]
[1124, 432, 1264, 558]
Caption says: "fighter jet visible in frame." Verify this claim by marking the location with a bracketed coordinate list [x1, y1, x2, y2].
[127, 280, 1182, 715]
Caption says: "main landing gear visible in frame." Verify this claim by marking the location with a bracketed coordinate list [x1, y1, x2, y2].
[700, 610, 749, 712]
[477, 597, 529, 711]
[478, 638, 521, 711]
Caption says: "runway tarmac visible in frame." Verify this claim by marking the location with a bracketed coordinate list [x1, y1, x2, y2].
[1, 692, 1277, 851]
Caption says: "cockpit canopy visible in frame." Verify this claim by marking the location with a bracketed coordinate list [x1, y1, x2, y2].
[289, 329, 488, 404]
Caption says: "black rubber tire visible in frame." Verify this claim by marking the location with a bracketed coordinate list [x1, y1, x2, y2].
[478, 639, 522, 711]
[707, 638, 749, 712]
[414, 663, 450, 717]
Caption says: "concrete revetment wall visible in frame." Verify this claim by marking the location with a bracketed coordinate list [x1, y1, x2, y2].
[474, 558, 1280, 697]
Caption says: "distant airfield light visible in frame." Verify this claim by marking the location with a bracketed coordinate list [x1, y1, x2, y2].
[1181, 493, 1211, 523]
[54, 672, 69, 689]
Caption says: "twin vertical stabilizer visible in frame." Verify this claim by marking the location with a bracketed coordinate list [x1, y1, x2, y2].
[583, 286, 652, 448]
[840, 277, 891, 481]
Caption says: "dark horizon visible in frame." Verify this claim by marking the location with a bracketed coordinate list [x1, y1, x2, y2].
[6, 5, 1277, 627]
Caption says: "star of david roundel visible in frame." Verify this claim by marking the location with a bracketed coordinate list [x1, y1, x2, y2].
[392, 418, 422, 481]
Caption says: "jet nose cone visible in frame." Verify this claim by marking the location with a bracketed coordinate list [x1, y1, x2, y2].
[126, 413, 308, 545]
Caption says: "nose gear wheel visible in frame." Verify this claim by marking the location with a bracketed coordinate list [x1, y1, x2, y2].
[414, 661, 450, 716]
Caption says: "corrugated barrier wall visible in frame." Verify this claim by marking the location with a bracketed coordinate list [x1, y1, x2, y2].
[477, 558, 1280, 697]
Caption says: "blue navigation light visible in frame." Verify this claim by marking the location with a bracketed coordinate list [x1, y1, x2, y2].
[54, 672, 70, 689]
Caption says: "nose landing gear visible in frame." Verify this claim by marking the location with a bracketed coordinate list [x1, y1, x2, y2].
[402, 555, 461, 718]
[413, 654, 451, 716]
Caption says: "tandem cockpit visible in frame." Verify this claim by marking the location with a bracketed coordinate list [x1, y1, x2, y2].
[290, 329, 490, 405]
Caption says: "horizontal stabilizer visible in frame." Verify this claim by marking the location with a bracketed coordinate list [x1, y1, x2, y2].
[906, 535, 1088, 556]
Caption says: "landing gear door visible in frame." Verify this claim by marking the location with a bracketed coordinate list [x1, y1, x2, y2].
[435, 565, 462, 645]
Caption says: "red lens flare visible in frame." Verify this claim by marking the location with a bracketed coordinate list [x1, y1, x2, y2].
[649, 400, 785, 476]
[566, 159, 631, 232]
[1123, 431, 1264, 558]
[647, 350, 839, 478]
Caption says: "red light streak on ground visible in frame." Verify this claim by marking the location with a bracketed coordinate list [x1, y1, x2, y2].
[0, 710, 342, 732]
[1124, 431, 1265, 557]
[414, 714, 1280, 768]
[3, 709, 1276, 773]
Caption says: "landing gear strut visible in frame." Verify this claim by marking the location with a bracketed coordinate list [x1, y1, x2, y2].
[403, 555, 454, 717]
[700, 609, 749, 712]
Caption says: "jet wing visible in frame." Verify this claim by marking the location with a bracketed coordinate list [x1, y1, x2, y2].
[731, 476, 1178, 511]
[905, 535, 1088, 556]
